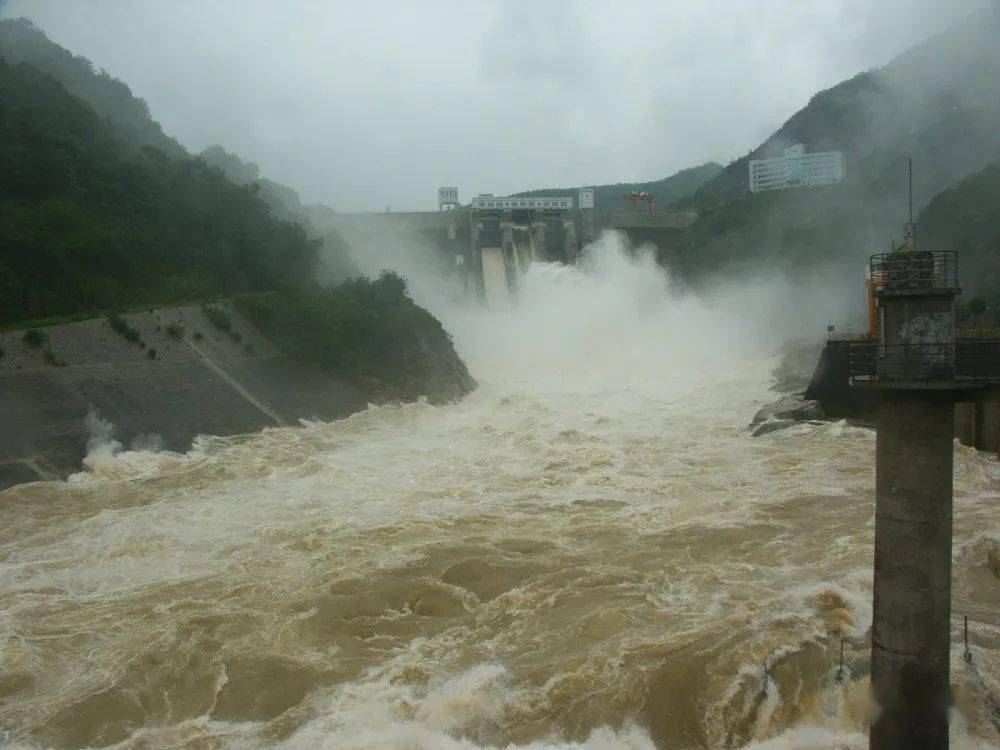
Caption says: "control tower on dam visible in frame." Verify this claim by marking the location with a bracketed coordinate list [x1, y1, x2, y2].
[321, 187, 697, 302]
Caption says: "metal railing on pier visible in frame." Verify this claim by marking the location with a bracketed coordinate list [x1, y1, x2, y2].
[870, 250, 959, 294]
[849, 339, 1000, 382]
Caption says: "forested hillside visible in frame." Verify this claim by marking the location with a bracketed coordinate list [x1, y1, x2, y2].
[0, 57, 317, 324]
[516, 162, 722, 211]
[236, 271, 476, 402]
[197, 145, 358, 284]
[199, 144, 315, 227]
[0, 17, 185, 158]
[0, 17, 356, 287]
[672, 6, 1000, 283]
[918, 159, 1000, 320]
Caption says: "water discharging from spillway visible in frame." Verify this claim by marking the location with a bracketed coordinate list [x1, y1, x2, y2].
[1, 234, 998, 749]
[481, 246, 511, 310]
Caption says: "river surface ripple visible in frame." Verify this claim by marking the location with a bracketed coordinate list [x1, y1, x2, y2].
[1, 366, 998, 749]
[2, 241, 999, 749]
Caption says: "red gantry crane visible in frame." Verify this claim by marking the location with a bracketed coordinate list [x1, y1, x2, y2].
[624, 191, 655, 215]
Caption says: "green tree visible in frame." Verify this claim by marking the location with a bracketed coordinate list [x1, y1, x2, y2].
[0, 57, 319, 325]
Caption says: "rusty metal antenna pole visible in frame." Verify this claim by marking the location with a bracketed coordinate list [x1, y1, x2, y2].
[903, 158, 916, 251]
[909, 156, 913, 224]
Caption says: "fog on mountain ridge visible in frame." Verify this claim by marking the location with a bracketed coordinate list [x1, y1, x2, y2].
[0, 0, 988, 212]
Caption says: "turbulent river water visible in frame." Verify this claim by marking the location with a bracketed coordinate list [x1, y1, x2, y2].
[1, 237, 998, 749]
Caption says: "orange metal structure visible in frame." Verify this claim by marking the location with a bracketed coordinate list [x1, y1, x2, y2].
[867, 264, 885, 338]
[624, 191, 655, 215]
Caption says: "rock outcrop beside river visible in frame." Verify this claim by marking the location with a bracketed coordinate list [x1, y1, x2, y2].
[749, 394, 825, 436]
[0, 299, 475, 488]
[749, 339, 827, 436]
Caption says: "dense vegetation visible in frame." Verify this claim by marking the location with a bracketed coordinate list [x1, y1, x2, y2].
[0, 18, 472, 405]
[919, 159, 1000, 324]
[0, 18, 185, 158]
[0, 16, 331, 236]
[516, 162, 722, 211]
[198, 144, 358, 284]
[0, 17, 357, 308]
[199, 144, 313, 227]
[235, 272, 475, 402]
[0, 56, 318, 324]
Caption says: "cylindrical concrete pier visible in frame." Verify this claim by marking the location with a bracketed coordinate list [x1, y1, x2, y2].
[501, 222, 515, 290]
[563, 220, 578, 264]
[871, 389, 954, 749]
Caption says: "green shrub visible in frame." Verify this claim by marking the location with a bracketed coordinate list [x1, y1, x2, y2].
[243, 342, 254, 355]
[235, 271, 428, 376]
[234, 270, 474, 401]
[107, 313, 143, 345]
[193, 330, 203, 340]
[23, 328, 48, 348]
[229, 330, 242, 343]
[371, 270, 407, 306]
[147, 348, 157, 360]
[202, 304, 232, 333]
[166, 322, 185, 339]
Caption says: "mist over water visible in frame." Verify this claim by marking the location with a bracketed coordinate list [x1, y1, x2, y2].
[1, 236, 998, 749]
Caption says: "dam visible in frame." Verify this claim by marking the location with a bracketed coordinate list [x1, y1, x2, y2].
[324, 187, 698, 303]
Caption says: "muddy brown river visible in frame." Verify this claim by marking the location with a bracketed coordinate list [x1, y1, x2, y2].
[1, 239, 997, 749]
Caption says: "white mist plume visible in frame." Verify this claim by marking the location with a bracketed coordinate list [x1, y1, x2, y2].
[83, 406, 121, 457]
[352, 230, 863, 397]
[72, 408, 183, 482]
[341, 227, 460, 318]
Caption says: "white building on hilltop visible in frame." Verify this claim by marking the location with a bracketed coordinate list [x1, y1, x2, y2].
[749, 144, 844, 193]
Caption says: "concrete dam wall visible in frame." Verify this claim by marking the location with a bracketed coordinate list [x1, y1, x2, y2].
[322, 202, 696, 307]
[0, 304, 365, 489]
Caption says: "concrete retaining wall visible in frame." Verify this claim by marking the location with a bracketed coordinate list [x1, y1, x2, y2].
[803, 340, 1000, 455]
[955, 401, 1000, 453]
[0, 303, 363, 488]
[803, 340, 878, 420]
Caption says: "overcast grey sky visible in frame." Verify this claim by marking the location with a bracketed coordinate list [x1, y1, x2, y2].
[1, 1, 985, 211]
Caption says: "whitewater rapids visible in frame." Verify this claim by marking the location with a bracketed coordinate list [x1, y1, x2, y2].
[0, 236, 997, 749]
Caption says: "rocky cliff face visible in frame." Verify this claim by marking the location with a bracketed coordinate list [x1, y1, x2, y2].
[748, 340, 827, 436]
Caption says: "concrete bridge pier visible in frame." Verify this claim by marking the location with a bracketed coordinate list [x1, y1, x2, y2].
[501, 210, 516, 293]
[563, 219, 579, 265]
[851, 247, 962, 750]
[470, 217, 483, 300]
[530, 214, 546, 263]
[871, 389, 954, 749]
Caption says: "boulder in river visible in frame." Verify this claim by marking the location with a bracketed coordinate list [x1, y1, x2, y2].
[749, 393, 825, 437]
